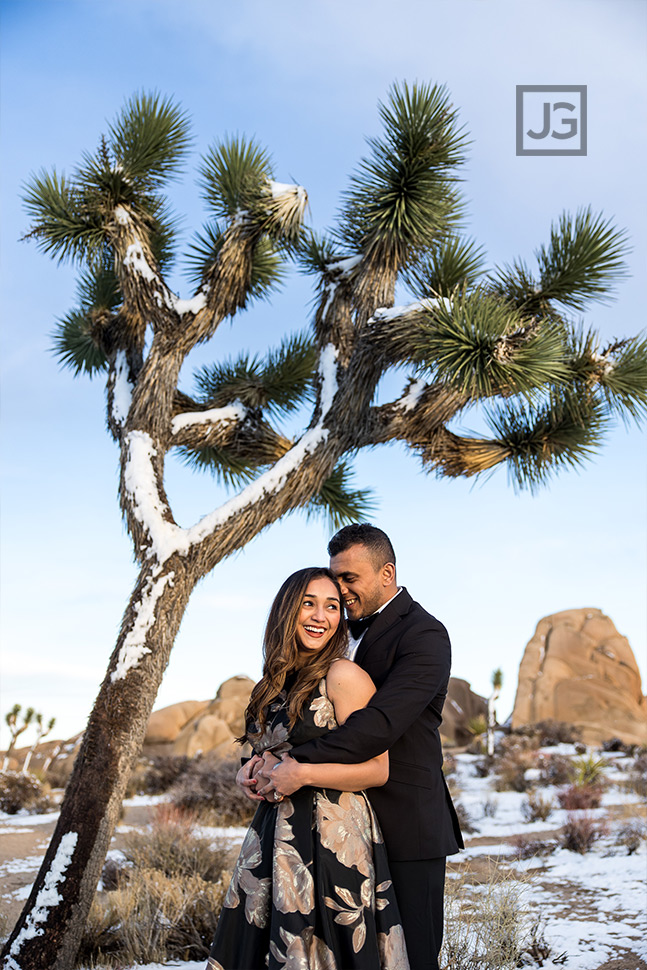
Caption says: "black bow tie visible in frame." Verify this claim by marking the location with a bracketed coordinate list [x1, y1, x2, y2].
[348, 613, 379, 640]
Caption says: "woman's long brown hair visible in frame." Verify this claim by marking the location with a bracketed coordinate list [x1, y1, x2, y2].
[240, 567, 348, 741]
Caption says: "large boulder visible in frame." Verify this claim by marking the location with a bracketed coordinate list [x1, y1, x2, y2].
[511, 608, 647, 745]
[441, 677, 488, 746]
[145, 700, 210, 744]
[143, 675, 255, 759]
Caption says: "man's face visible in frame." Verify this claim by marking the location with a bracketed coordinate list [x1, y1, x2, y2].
[329, 543, 393, 621]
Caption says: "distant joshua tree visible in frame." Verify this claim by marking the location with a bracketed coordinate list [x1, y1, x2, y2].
[488, 668, 503, 759]
[21, 714, 56, 775]
[2, 704, 34, 771]
[4, 85, 646, 968]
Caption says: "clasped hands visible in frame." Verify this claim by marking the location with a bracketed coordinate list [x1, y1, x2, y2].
[236, 750, 303, 803]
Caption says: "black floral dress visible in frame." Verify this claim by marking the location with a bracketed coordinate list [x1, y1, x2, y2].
[207, 676, 409, 970]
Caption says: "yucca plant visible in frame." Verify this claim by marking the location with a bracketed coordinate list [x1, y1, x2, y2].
[6, 83, 646, 969]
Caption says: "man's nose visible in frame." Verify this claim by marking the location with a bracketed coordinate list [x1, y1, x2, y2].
[338, 580, 348, 595]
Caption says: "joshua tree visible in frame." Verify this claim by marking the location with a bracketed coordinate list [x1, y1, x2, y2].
[4, 84, 646, 969]
[487, 668, 503, 759]
[21, 714, 56, 775]
[2, 705, 34, 772]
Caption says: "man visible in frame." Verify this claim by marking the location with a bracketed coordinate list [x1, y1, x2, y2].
[242, 524, 463, 969]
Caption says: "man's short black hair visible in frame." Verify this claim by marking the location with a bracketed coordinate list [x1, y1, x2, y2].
[328, 523, 396, 568]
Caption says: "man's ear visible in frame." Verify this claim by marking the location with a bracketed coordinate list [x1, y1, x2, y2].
[381, 562, 396, 586]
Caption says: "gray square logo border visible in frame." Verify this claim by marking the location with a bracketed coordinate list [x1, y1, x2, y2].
[516, 85, 587, 156]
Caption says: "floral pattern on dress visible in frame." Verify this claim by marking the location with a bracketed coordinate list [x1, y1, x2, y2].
[207, 677, 409, 969]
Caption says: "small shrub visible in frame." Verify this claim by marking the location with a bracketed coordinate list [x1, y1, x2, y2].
[530, 720, 580, 746]
[571, 753, 606, 787]
[468, 714, 487, 737]
[517, 919, 568, 966]
[536, 753, 573, 787]
[615, 819, 647, 855]
[497, 733, 537, 754]
[78, 868, 229, 965]
[602, 737, 630, 753]
[510, 833, 558, 860]
[481, 797, 498, 818]
[624, 753, 647, 798]
[453, 800, 477, 834]
[557, 783, 603, 810]
[136, 755, 192, 795]
[493, 751, 534, 792]
[560, 812, 606, 853]
[123, 804, 229, 882]
[473, 758, 490, 778]
[440, 867, 530, 970]
[0, 771, 53, 814]
[170, 756, 255, 825]
[522, 789, 554, 823]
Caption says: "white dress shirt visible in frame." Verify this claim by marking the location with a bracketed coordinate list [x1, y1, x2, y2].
[347, 587, 402, 660]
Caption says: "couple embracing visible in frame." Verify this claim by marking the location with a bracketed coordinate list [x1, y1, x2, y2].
[207, 524, 463, 970]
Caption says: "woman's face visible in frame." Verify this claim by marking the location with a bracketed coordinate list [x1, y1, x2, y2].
[295, 576, 342, 652]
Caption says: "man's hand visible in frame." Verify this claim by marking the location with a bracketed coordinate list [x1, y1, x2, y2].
[257, 752, 305, 799]
[236, 755, 265, 802]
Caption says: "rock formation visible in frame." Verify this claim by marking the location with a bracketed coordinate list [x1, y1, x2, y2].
[441, 678, 488, 746]
[512, 608, 647, 745]
[143, 674, 255, 759]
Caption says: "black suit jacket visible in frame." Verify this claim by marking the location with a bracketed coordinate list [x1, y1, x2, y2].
[292, 588, 464, 861]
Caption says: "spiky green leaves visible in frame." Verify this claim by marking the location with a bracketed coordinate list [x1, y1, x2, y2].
[194, 334, 316, 416]
[403, 235, 486, 297]
[485, 388, 609, 491]
[536, 209, 629, 310]
[198, 136, 307, 248]
[377, 290, 569, 399]
[565, 327, 647, 423]
[199, 137, 273, 222]
[23, 169, 106, 262]
[108, 92, 192, 191]
[23, 92, 189, 265]
[51, 262, 120, 374]
[305, 461, 376, 530]
[339, 81, 468, 269]
[493, 209, 630, 313]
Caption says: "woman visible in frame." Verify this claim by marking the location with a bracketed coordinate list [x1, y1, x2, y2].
[207, 567, 409, 970]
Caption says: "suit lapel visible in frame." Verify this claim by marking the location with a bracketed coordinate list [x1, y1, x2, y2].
[354, 587, 412, 668]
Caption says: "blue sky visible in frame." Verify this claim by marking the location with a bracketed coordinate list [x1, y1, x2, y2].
[1, 0, 645, 746]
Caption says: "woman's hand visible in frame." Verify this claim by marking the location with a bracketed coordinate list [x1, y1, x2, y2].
[235, 755, 266, 802]
[257, 752, 305, 800]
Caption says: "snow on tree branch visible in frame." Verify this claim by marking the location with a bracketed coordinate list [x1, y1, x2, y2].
[109, 350, 133, 428]
[6, 832, 78, 966]
[370, 296, 451, 324]
[170, 402, 247, 437]
[122, 345, 339, 564]
[397, 378, 426, 412]
[110, 571, 175, 681]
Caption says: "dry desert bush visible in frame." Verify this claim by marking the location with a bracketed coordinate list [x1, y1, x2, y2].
[170, 755, 256, 826]
[79, 868, 228, 965]
[614, 818, 647, 855]
[557, 783, 603, 810]
[78, 805, 230, 966]
[535, 753, 573, 787]
[0, 770, 53, 814]
[560, 812, 607, 853]
[521, 789, 555, 823]
[509, 833, 558, 860]
[440, 864, 563, 969]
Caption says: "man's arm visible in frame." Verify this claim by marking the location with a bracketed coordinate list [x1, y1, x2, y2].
[292, 619, 450, 765]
